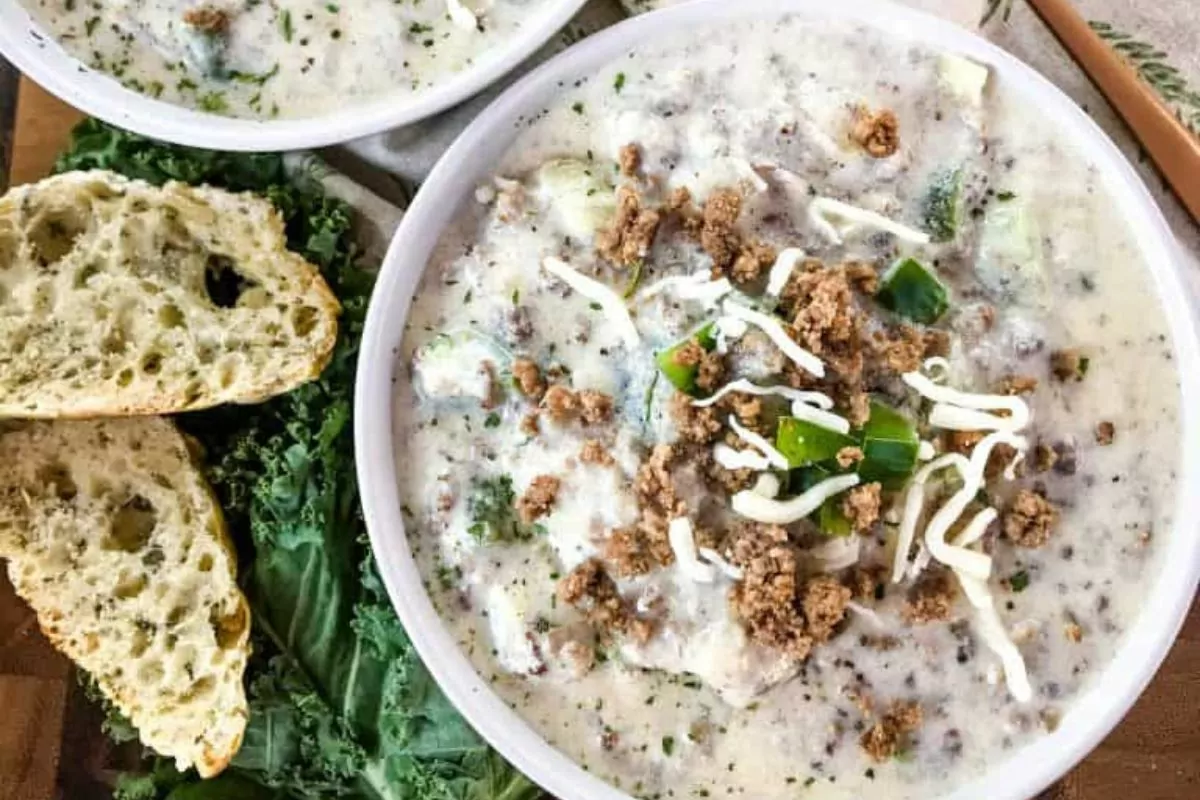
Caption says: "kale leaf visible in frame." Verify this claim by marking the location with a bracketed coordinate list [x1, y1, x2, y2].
[57, 121, 539, 800]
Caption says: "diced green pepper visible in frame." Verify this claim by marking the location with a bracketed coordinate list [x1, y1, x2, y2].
[876, 257, 950, 325]
[858, 401, 919, 488]
[655, 323, 717, 395]
[818, 497, 853, 537]
[775, 417, 855, 468]
[788, 465, 853, 537]
[922, 167, 963, 242]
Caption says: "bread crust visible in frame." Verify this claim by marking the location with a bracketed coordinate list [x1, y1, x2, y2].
[0, 417, 251, 776]
[0, 170, 340, 418]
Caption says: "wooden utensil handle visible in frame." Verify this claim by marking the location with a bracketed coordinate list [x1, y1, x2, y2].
[1026, 0, 1200, 223]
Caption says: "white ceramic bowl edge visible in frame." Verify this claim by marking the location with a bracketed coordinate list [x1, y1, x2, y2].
[0, 0, 587, 151]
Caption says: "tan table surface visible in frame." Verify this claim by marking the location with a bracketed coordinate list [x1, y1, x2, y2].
[1, 77, 1196, 800]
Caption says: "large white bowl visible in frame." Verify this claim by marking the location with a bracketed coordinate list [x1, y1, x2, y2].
[0, 0, 587, 151]
[355, 2, 1200, 798]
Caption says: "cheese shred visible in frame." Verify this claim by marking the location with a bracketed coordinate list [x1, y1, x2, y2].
[732, 473, 860, 524]
[542, 257, 640, 348]
[720, 300, 825, 377]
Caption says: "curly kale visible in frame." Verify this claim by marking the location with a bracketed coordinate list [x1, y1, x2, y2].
[57, 121, 539, 800]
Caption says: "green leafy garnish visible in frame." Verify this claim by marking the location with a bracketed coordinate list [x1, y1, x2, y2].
[876, 257, 950, 325]
[1009, 570, 1030, 592]
[921, 167, 963, 242]
[57, 120, 539, 800]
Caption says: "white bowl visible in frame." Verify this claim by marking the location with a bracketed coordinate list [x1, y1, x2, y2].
[0, 0, 587, 151]
[355, 2, 1200, 798]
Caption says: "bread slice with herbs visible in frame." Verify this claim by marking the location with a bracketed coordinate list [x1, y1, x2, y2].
[0, 417, 250, 777]
[0, 170, 340, 418]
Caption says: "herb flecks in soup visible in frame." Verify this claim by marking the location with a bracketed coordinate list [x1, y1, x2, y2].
[394, 17, 1178, 799]
[27, 0, 549, 118]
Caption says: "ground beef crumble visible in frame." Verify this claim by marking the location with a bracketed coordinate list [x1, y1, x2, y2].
[558, 558, 654, 642]
[618, 143, 642, 178]
[999, 374, 1039, 395]
[1095, 420, 1115, 445]
[579, 389, 615, 425]
[542, 384, 579, 421]
[541, 385, 614, 426]
[902, 567, 958, 624]
[512, 358, 545, 398]
[802, 575, 851, 642]
[182, 6, 229, 32]
[1050, 348, 1087, 381]
[1004, 489, 1059, 548]
[836, 446, 865, 469]
[842, 482, 882, 533]
[670, 391, 723, 444]
[517, 475, 560, 524]
[728, 524, 814, 660]
[596, 185, 662, 267]
[580, 439, 615, 466]
[860, 700, 923, 762]
[850, 106, 900, 158]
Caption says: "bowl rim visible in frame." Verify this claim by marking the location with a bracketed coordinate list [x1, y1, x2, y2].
[355, 2, 1200, 799]
[0, 0, 588, 152]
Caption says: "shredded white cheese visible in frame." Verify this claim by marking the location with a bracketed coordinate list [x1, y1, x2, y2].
[954, 507, 998, 548]
[698, 547, 745, 580]
[892, 453, 970, 583]
[713, 443, 773, 471]
[667, 517, 716, 583]
[902, 371, 1031, 432]
[728, 416, 790, 470]
[713, 316, 748, 353]
[732, 473, 860, 524]
[542, 257, 640, 348]
[693, 380, 847, 432]
[751, 473, 782, 498]
[808, 197, 932, 245]
[721, 300, 825, 378]
[637, 271, 732, 308]
[956, 571, 1034, 702]
[766, 248, 805, 296]
[923, 356, 951, 383]
[693, 379, 831, 410]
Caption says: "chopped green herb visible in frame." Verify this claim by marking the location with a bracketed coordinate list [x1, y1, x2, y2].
[996, 190, 1016, 202]
[614, 72, 627, 93]
[571, 101, 585, 115]
[661, 736, 676, 756]
[484, 412, 501, 428]
[922, 167, 963, 242]
[279, 9, 293, 42]
[1009, 570, 1030, 592]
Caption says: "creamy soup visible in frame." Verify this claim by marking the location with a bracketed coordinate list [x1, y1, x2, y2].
[26, 0, 552, 118]
[392, 15, 1179, 800]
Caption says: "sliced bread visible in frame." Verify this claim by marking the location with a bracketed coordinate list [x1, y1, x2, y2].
[0, 417, 250, 777]
[0, 170, 340, 418]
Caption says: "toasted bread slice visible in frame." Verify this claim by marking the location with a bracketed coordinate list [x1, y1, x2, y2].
[0, 170, 340, 418]
[0, 417, 250, 777]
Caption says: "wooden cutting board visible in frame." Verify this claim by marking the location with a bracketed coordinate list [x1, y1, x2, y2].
[0, 77, 1196, 800]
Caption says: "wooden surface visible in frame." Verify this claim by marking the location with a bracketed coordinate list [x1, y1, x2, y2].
[0, 77, 1197, 800]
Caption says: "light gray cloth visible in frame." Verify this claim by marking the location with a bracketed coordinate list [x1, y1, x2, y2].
[346, 0, 1200, 287]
